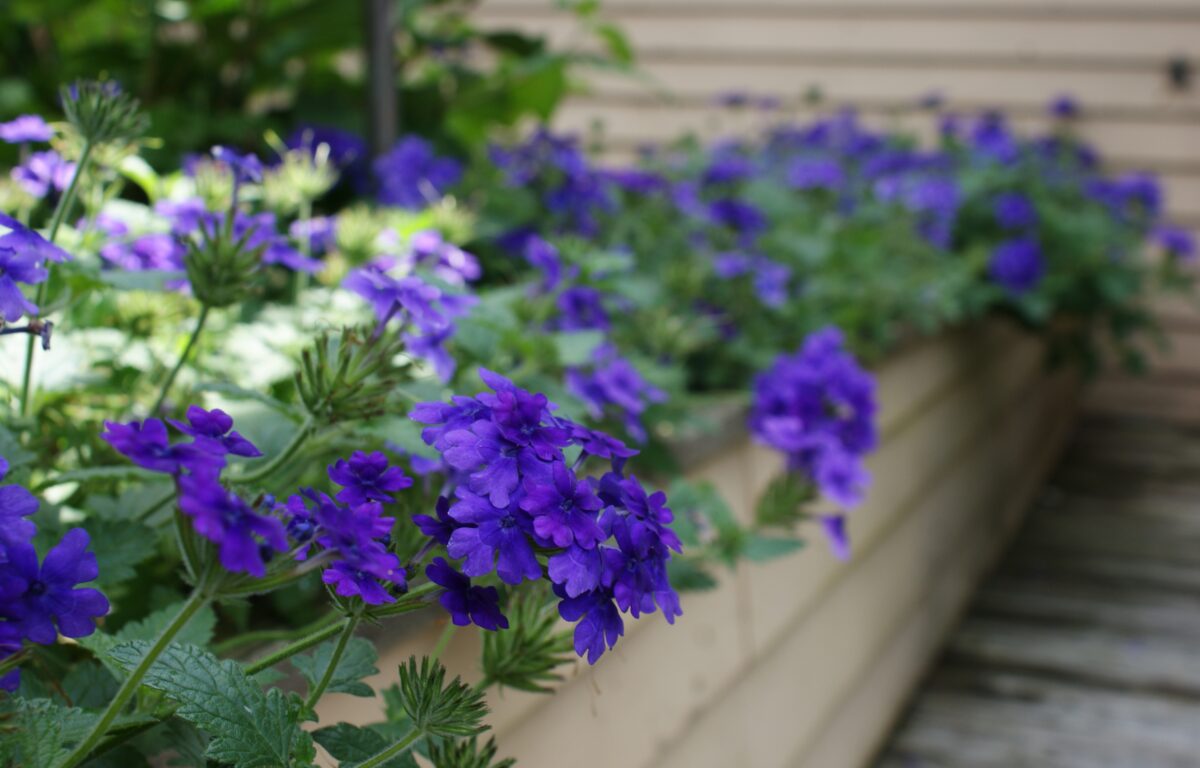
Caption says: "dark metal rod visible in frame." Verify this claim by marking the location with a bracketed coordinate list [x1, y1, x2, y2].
[363, 0, 397, 155]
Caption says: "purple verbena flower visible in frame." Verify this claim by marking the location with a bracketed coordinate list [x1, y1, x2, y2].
[988, 237, 1045, 295]
[168, 406, 262, 458]
[374, 136, 463, 209]
[0, 115, 53, 144]
[178, 472, 288, 577]
[12, 151, 74, 198]
[519, 461, 604, 549]
[749, 327, 877, 510]
[0, 529, 108, 644]
[446, 488, 542, 585]
[100, 419, 219, 475]
[557, 587, 623, 664]
[328, 450, 413, 506]
[426, 556, 508, 631]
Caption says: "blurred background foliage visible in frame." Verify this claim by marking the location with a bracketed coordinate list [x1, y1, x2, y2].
[0, 0, 631, 166]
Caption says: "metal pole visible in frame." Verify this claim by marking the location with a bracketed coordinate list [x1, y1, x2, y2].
[363, 0, 397, 155]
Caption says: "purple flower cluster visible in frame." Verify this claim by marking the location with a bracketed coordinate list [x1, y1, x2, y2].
[411, 368, 681, 662]
[566, 344, 667, 443]
[101, 408, 290, 577]
[749, 327, 877, 513]
[490, 130, 614, 238]
[988, 238, 1045, 295]
[0, 213, 71, 322]
[343, 258, 477, 382]
[373, 136, 463, 209]
[0, 456, 108, 690]
[713, 252, 792, 308]
[286, 125, 369, 193]
[11, 151, 74, 199]
[279, 451, 411, 604]
[102, 408, 414, 600]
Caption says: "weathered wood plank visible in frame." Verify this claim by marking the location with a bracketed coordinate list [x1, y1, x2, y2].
[877, 410, 1200, 767]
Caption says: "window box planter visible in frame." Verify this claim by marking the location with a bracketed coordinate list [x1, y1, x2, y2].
[316, 319, 1080, 768]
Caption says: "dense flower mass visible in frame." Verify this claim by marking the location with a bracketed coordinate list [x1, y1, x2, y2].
[0, 456, 108, 690]
[0, 213, 71, 321]
[411, 368, 682, 662]
[749, 327, 878, 512]
[374, 135, 463, 209]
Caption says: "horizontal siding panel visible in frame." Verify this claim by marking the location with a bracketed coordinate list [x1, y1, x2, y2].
[574, 64, 1198, 117]
[481, 0, 1200, 17]
[552, 100, 1200, 174]
[477, 12, 1200, 66]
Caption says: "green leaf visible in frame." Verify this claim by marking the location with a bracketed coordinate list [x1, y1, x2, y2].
[108, 642, 311, 768]
[427, 736, 516, 768]
[592, 22, 634, 66]
[96, 269, 188, 292]
[394, 657, 489, 739]
[0, 698, 96, 768]
[481, 591, 574, 693]
[551, 329, 605, 367]
[81, 518, 161, 587]
[666, 558, 720, 592]
[0, 423, 35, 470]
[35, 464, 160, 491]
[312, 723, 418, 768]
[743, 535, 805, 562]
[292, 636, 379, 698]
[754, 473, 815, 529]
[80, 599, 216, 677]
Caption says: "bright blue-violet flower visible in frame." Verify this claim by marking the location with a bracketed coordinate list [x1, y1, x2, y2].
[11, 150, 74, 199]
[374, 136, 463, 209]
[1156, 226, 1196, 260]
[993, 192, 1037, 231]
[988, 237, 1045, 294]
[565, 343, 667, 443]
[749, 327, 877, 513]
[411, 368, 681, 659]
[0, 115, 53, 144]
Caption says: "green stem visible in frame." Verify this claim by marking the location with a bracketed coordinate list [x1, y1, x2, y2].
[0, 647, 31, 678]
[149, 304, 210, 415]
[244, 617, 347, 676]
[18, 140, 94, 419]
[212, 610, 341, 656]
[304, 613, 360, 710]
[56, 586, 210, 768]
[232, 415, 315, 486]
[355, 729, 421, 768]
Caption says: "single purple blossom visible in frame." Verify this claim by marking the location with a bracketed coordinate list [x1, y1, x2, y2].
[447, 488, 542, 585]
[0, 115, 53, 144]
[519, 462, 604, 550]
[988, 238, 1045, 294]
[328, 450, 413, 506]
[426, 557, 508, 631]
[168, 406, 262, 458]
[1, 529, 108, 644]
[178, 472, 288, 577]
[100, 419, 219, 475]
[557, 587, 623, 664]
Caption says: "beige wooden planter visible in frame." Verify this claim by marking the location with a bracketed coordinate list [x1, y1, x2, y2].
[316, 320, 1081, 768]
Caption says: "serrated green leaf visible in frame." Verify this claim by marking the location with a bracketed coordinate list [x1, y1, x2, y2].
[108, 642, 311, 768]
[80, 599, 216, 677]
[754, 473, 815, 529]
[1, 698, 96, 768]
[80, 518, 161, 587]
[0, 423, 35, 470]
[292, 636, 378, 698]
[394, 657, 488, 739]
[312, 723, 418, 768]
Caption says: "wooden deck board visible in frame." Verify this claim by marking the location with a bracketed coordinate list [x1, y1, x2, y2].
[875, 413, 1200, 767]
